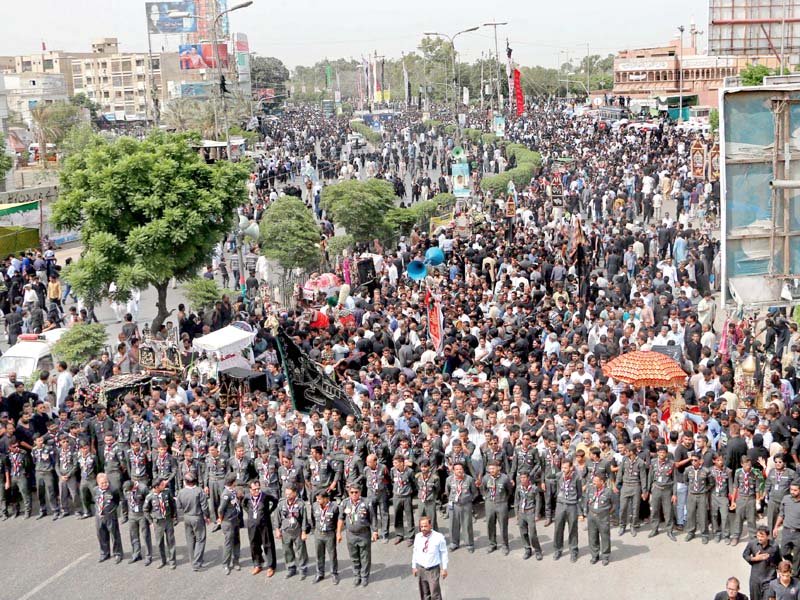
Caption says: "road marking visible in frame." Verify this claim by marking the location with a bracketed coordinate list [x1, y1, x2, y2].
[17, 552, 90, 600]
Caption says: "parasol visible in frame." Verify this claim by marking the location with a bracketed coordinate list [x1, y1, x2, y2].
[303, 273, 341, 298]
[603, 350, 687, 389]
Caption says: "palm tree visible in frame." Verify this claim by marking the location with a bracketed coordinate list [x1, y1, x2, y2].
[161, 98, 199, 133]
[30, 101, 79, 168]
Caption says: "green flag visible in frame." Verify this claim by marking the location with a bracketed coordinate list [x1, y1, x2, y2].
[325, 65, 333, 89]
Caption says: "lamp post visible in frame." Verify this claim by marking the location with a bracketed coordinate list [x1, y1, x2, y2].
[678, 25, 685, 123]
[482, 21, 507, 111]
[169, 0, 253, 159]
[423, 27, 480, 142]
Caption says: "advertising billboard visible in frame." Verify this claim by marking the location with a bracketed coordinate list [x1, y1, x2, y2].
[709, 0, 800, 56]
[145, 1, 197, 34]
[720, 83, 800, 307]
[181, 82, 214, 97]
[179, 43, 228, 69]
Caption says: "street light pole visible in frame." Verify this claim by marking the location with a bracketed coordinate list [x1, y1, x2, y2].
[678, 25, 685, 123]
[483, 21, 507, 112]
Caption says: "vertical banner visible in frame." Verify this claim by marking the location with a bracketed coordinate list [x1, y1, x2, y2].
[506, 43, 514, 109]
[403, 60, 410, 106]
[426, 297, 444, 355]
[451, 162, 470, 198]
[492, 114, 506, 137]
[513, 69, 523, 116]
[709, 142, 720, 181]
[690, 139, 706, 178]
[325, 65, 332, 89]
[462, 86, 470, 107]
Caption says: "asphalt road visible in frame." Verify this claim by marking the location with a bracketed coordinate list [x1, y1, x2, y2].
[1, 503, 751, 600]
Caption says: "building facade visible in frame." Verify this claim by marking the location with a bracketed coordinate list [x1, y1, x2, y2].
[2, 73, 68, 125]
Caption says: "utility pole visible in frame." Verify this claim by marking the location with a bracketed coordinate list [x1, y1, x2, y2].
[480, 51, 485, 112]
[678, 25, 685, 123]
[483, 21, 508, 112]
[585, 43, 591, 101]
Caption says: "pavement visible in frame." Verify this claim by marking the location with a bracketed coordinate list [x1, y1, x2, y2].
[1, 505, 750, 600]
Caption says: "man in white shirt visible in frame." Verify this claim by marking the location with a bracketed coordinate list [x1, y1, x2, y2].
[411, 516, 448, 599]
[55, 361, 73, 410]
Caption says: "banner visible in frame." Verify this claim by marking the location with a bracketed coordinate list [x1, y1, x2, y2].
[690, 140, 706, 178]
[146, 1, 198, 34]
[430, 211, 454, 235]
[403, 61, 410, 106]
[451, 162, 470, 198]
[181, 82, 214, 97]
[276, 328, 359, 416]
[426, 297, 444, 355]
[513, 68, 523, 116]
[709, 142, 720, 180]
[492, 114, 505, 138]
[179, 43, 228, 69]
[462, 86, 469, 106]
[325, 65, 333, 89]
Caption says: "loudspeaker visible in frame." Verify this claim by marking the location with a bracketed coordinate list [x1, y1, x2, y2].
[406, 260, 427, 281]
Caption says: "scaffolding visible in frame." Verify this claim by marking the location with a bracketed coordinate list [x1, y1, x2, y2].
[709, 0, 800, 61]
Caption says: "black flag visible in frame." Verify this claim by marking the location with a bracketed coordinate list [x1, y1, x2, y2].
[276, 328, 359, 416]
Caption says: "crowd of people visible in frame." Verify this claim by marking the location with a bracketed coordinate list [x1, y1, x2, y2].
[5, 98, 800, 600]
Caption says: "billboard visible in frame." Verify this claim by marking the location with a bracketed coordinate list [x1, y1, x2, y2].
[709, 0, 800, 56]
[452, 162, 470, 198]
[145, 1, 198, 34]
[181, 82, 214, 97]
[179, 44, 228, 69]
[720, 83, 800, 307]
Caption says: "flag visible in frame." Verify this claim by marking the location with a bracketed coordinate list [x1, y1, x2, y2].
[325, 65, 333, 90]
[514, 68, 523, 116]
[276, 327, 359, 416]
[41, 41, 46, 52]
[506, 43, 514, 107]
[403, 60, 410, 106]
[425, 295, 445, 354]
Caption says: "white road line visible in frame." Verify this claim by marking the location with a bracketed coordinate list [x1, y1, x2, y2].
[17, 552, 90, 600]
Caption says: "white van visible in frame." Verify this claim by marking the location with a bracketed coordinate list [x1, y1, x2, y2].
[0, 328, 66, 386]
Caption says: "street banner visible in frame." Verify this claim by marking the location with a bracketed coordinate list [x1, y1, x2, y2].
[493, 114, 505, 138]
[430, 212, 454, 235]
[276, 327, 359, 416]
[179, 43, 228, 69]
[452, 162, 470, 198]
[690, 139, 706, 178]
[514, 68, 523, 116]
[426, 296, 445, 355]
[462, 86, 469, 106]
[325, 65, 333, 89]
[505, 195, 516, 218]
[146, 1, 198, 34]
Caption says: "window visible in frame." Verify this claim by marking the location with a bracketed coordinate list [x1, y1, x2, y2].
[43, 59, 54, 70]
[121, 60, 132, 71]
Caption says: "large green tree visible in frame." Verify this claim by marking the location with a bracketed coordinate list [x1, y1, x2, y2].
[51, 131, 250, 330]
[321, 179, 396, 242]
[259, 196, 321, 271]
[250, 55, 290, 90]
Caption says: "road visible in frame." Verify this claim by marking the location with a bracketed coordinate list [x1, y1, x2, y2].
[1, 503, 749, 600]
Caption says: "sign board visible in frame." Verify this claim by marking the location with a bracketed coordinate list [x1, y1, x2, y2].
[709, 143, 720, 181]
[505, 195, 516, 219]
[690, 140, 706, 178]
[451, 162, 470, 198]
[0, 186, 57, 205]
[145, 1, 198, 34]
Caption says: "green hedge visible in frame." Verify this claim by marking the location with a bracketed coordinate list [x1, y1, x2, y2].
[481, 133, 497, 145]
[385, 193, 456, 235]
[423, 119, 442, 129]
[349, 120, 382, 144]
[480, 145, 541, 196]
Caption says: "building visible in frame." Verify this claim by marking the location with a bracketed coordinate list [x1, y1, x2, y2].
[613, 37, 780, 108]
[9, 50, 94, 96]
[2, 73, 68, 124]
[71, 38, 162, 122]
[709, 0, 800, 60]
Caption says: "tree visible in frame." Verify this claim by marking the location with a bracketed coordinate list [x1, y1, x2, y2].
[70, 93, 100, 120]
[61, 123, 103, 159]
[259, 196, 322, 271]
[709, 108, 719, 133]
[161, 98, 201, 133]
[0, 132, 13, 192]
[741, 64, 773, 86]
[250, 55, 290, 89]
[321, 179, 396, 242]
[30, 101, 81, 167]
[183, 277, 224, 311]
[53, 323, 106, 366]
[51, 131, 250, 331]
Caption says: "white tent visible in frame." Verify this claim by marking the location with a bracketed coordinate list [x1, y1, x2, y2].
[192, 325, 255, 355]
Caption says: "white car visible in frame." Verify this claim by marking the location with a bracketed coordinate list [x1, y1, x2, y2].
[0, 328, 67, 386]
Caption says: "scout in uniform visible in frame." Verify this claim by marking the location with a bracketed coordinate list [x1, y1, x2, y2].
[337, 484, 378, 587]
[364, 453, 390, 540]
[94, 472, 124, 563]
[391, 454, 416, 545]
[481, 460, 513, 554]
[176, 446, 202, 491]
[710, 452, 733, 544]
[647, 444, 677, 541]
[126, 437, 150, 487]
[204, 443, 228, 531]
[731, 456, 763, 546]
[144, 477, 177, 569]
[123, 479, 152, 565]
[102, 432, 128, 522]
[8, 438, 32, 518]
[775, 481, 800, 578]
[242, 479, 278, 578]
[415, 459, 440, 530]
[587, 473, 613, 566]
[685, 452, 713, 543]
[153, 443, 177, 497]
[444, 463, 478, 552]
[56, 435, 80, 517]
[218, 473, 244, 575]
[553, 460, 582, 562]
[274, 484, 310, 579]
[176, 473, 210, 571]
[542, 436, 564, 526]
[310, 489, 339, 584]
[515, 470, 543, 560]
[765, 454, 796, 532]
[32, 434, 59, 519]
[77, 440, 98, 518]
[615, 443, 647, 537]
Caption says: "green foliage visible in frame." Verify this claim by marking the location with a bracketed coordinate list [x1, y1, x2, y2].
[349, 120, 382, 144]
[321, 179, 396, 242]
[481, 145, 541, 195]
[0, 132, 13, 178]
[70, 93, 100, 120]
[385, 193, 456, 235]
[481, 133, 497, 145]
[740, 64, 774, 86]
[229, 125, 261, 146]
[444, 124, 456, 136]
[51, 131, 250, 329]
[183, 277, 224, 311]
[423, 119, 442, 129]
[326, 234, 355, 258]
[30, 101, 82, 166]
[61, 123, 102, 159]
[250, 56, 290, 89]
[709, 108, 719, 133]
[462, 128, 483, 144]
[259, 196, 322, 271]
[53, 323, 107, 366]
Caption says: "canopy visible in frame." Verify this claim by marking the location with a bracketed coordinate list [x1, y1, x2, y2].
[0, 200, 38, 217]
[602, 349, 687, 389]
[192, 325, 255, 354]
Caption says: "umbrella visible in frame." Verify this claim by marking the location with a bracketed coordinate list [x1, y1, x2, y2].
[603, 350, 687, 389]
[302, 273, 342, 299]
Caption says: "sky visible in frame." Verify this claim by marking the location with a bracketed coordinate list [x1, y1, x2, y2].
[4, 0, 706, 70]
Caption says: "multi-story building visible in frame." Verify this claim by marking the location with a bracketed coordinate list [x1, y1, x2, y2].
[71, 38, 162, 122]
[2, 73, 68, 124]
[9, 50, 94, 96]
[613, 37, 780, 108]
